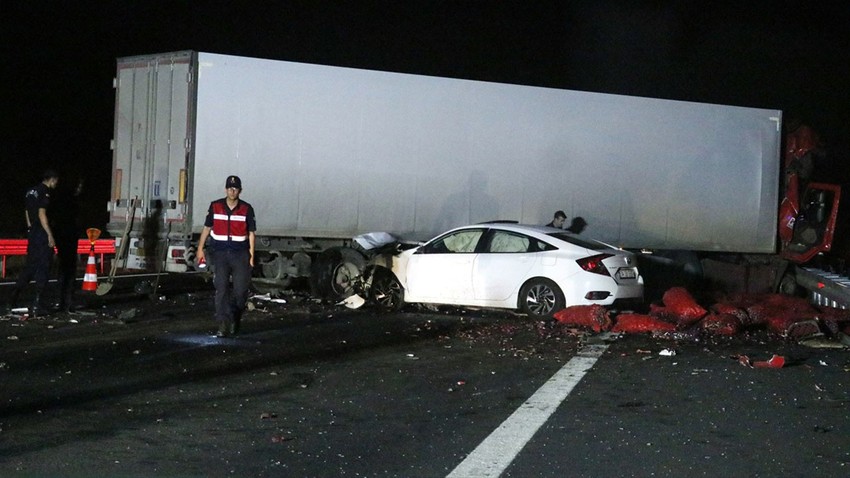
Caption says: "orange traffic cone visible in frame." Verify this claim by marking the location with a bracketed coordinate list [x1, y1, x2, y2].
[82, 248, 98, 292]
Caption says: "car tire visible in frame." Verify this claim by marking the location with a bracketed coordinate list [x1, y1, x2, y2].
[369, 268, 404, 312]
[519, 278, 565, 319]
[311, 247, 366, 301]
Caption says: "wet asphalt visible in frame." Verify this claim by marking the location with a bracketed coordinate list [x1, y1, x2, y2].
[1, 277, 849, 477]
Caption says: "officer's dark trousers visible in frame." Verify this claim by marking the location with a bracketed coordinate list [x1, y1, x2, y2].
[211, 248, 252, 325]
[12, 234, 53, 307]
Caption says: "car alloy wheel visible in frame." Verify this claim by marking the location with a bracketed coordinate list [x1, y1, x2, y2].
[519, 278, 565, 319]
[370, 269, 404, 312]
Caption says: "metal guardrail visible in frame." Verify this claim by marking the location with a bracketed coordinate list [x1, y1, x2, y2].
[0, 239, 116, 278]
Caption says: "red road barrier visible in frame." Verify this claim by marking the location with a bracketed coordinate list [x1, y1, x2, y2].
[0, 238, 116, 278]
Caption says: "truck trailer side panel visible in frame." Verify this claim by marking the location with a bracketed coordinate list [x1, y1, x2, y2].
[109, 51, 782, 255]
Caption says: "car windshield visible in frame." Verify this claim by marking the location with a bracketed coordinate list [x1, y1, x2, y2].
[547, 232, 616, 251]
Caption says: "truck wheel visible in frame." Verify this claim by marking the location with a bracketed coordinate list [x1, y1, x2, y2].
[311, 247, 366, 301]
[518, 278, 565, 320]
[260, 250, 293, 289]
[369, 268, 404, 312]
[778, 272, 802, 296]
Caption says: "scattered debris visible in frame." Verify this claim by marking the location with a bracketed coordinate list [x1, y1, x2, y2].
[799, 336, 848, 349]
[582, 331, 622, 345]
[118, 308, 139, 321]
[448, 380, 467, 392]
[700, 313, 741, 336]
[338, 294, 365, 309]
[737, 354, 786, 369]
[651, 328, 701, 341]
[754, 354, 786, 368]
[253, 293, 288, 304]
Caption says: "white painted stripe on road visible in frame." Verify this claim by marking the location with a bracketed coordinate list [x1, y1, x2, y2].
[447, 344, 608, 478]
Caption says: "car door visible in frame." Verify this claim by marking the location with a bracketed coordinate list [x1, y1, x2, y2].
[473, 229, 539, 301]
[405, 228, 485, 302]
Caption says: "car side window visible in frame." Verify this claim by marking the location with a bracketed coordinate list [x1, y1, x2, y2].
[537, 240, 558, 251]
[422, 229, 484, 254]
[487, 231, 530, 253]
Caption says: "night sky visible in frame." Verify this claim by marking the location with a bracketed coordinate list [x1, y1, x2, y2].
[3, 1, 849, 236]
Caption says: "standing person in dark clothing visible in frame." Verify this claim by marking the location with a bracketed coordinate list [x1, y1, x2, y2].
[546, 210, 567, 229]
[8, 169, 60, 317]
[53, 177, 84, 312]
[195, 175, 256, 337]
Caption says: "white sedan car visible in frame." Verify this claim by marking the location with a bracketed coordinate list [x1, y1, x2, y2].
[367, 223, 644, 319]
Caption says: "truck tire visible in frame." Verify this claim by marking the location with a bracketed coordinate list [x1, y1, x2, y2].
[260, 250, 293, 289]
[518, 278, 565, 320]
[311, 247, 366, 301]
[778, 272, 802, 297]
[369, 268, 404, 312]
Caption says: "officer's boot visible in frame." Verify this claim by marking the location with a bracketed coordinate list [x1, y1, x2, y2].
[231, 304, 242, 336]
[217, 319, 231, 338]
[30, 292, 43, 319]
[57, 289, 73, 313]
[64, 291, 74, 313]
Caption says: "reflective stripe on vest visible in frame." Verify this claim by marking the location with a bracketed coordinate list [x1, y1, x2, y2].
[210, 202, 249, 242]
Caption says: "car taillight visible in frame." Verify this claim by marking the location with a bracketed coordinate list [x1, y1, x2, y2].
[577, 253, 612, 276]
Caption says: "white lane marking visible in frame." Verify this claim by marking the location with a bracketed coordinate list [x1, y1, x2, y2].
[447, 344, 608, 478]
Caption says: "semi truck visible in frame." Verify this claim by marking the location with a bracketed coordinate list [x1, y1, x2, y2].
[106, 50, 849, 308]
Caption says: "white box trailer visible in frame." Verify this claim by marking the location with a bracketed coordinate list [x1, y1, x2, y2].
[108, 50, 782, 296]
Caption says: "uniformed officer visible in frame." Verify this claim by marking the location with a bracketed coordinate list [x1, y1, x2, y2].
[196, 175, 257, 337]
[8, 169, 60, 317]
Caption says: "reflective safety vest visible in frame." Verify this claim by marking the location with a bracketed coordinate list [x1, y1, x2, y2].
[209, 200, 251, 244]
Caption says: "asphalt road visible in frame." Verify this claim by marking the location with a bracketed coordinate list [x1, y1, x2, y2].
[1, 281, 849, 477]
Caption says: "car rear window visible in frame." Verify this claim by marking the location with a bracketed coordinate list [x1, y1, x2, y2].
[547, 232, 615, 251]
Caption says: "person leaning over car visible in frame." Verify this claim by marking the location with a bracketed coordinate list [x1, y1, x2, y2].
[566, 216, 588, 234]
[196, 175, 256, 337]
[546, 210, 567, 229]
